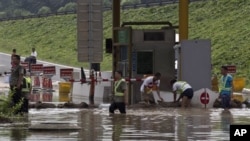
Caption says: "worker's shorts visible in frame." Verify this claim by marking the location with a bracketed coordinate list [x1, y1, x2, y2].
[221, 94, 231, 109]
[182, 88, 193, 99]
[109, 102, 126, 114]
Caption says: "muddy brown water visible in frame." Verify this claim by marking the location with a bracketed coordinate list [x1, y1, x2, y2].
[1, 78, 249, 141]
[0, 107, 250, 141]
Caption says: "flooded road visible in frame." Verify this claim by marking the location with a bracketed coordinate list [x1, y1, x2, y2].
[1, 108, 250, 141]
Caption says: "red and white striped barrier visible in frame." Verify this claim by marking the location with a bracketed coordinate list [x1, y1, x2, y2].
[68, 78, 145, 83]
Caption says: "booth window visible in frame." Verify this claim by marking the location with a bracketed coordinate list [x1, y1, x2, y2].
[144, 32, 165, 41]
[137, 51, 153, 74]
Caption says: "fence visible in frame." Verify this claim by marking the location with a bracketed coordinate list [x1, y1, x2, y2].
[0, 0, 207, 22]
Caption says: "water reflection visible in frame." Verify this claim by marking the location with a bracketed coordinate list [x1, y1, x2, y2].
[1, 108, 250, 141]
[111, 115, 126, 141]
[10, 128, 28, 141]
[221, 110, 233, 132]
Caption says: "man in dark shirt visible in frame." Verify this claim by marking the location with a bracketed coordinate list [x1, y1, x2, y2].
[9, 55, 24, 114]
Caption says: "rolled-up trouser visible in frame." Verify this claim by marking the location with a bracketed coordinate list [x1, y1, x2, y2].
[21, 92, 29, 113]
[221, 94, 231, 109]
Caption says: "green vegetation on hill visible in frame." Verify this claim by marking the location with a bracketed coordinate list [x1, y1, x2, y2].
[0, 0, 250, 82]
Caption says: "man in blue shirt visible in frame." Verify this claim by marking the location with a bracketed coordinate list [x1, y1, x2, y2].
[219, 66, 233, 109]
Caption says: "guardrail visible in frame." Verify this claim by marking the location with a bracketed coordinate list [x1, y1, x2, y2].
[0, 0, 206, 22]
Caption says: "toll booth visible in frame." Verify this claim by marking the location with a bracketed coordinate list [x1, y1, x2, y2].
[113, 22, 176, 104]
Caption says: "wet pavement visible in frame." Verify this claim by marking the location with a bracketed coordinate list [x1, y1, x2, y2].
[0, 107, 250, 141]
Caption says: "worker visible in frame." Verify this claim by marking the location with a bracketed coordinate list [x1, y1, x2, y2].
[9, 55, 24, 114]
[11, 49, 16, 61]
[140, 72, 163, 104]
[219, 66, 233, 110]
[30, 48, 37, 64]
[21, 68, 31, 113]
[170, 79, 193, 108]
[109, 70, 128, 114]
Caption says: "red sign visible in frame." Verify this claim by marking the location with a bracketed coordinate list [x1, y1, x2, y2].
[200, 92, 209, 104]
[60, 68, 73, 79]
[29, 94, 40, 102]
[42, 93, 53, 102]
[43, 66, 56, 75]
[226, 65, 236, 73]
[31, 64, 43, 73]
[21, 62, 29, 69]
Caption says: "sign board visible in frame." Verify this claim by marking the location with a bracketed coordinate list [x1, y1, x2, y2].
[60, 68, 73, 79]
[226, 65, 236, 73]
[21, 62, 29, 70]
[29, 94, 40, 102]
[31, 64, 43, 73]
[77, 0, 103, 62]
[43, 66, 56, 75]
[42, 93, 53, 102]
[200, 92, 209, 104]
[118, 29, 129, 44]
[180, 40, 211, 91]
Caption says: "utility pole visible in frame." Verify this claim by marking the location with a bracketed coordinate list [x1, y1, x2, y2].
[112, 0, 121, 76]
[178, 0, 189, 80]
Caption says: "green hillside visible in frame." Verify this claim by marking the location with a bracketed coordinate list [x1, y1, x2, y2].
[0, 0, 250, 81]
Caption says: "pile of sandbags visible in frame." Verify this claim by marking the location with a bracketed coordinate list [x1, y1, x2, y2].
[127, 101, 181, 109]
[213, 98, 242, 108]
[29, 101, 89, 109]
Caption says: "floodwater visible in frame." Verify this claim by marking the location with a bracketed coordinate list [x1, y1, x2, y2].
[1, 76, 250, 141]
[1, 107, 250, 141]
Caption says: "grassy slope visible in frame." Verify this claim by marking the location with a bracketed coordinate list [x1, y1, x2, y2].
[0, 0, 250, 81]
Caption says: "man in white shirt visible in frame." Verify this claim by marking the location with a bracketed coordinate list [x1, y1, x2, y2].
[31, 48, 37, 58]
[170, 79, 193, 108]
[140, 72, 163, 104]
[30, 48, 37, 64]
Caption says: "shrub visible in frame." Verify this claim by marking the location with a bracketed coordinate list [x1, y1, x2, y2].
[38, 6, 52, 15]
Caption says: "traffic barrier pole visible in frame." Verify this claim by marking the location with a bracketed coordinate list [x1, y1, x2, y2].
[69, 78, 144, 83]
[89, 71, 95, 105]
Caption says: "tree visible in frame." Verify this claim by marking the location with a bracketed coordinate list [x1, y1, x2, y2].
[0, 12, 7, 19]
[57, 7, 65, 13]
[37, 6, 51, 15]
[13, 9, 32, 17]
[64, 2, 77, 12]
